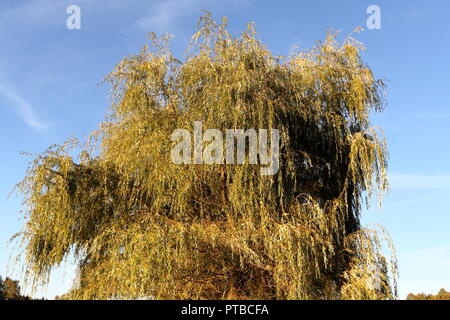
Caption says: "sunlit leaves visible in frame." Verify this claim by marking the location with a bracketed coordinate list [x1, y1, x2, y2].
[17, 13, 396, 300]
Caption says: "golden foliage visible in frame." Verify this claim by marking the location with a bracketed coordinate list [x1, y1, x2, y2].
[16, 13, 396, 300]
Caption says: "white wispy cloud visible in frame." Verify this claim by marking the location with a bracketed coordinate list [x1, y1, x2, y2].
[0, 83, 48, 130]
[407, 111, 450, 119]
[384, 190, 450, 209]
[135, 0, 251, 33]
[136, 0, 207, 32]
[382, 173, 450, 208]
[389, 173, 450, 190]
[0, 0, 65, 27]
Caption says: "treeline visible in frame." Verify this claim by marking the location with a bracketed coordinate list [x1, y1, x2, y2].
[0, 276, 32, 300]
[407, 288, 450, 300]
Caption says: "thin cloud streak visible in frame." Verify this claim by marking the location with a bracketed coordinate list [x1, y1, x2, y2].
[0, 84, 48, 130]
[384, 190, 450, 209]
[389, 173, 450, 190]
[136, 0, 251, 32]
[382, 173, 450, 208]
[136, 0, 206, 32]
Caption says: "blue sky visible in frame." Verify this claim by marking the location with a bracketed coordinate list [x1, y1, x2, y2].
[0, 0, 449, 299]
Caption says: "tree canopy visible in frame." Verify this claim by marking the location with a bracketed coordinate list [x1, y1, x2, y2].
[407, 289, 450, 300]
[16, 13, 396, 300]
[0, 276, 31, 300]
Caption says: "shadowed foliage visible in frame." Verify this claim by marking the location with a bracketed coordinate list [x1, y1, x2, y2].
[16, 13, 396, 300]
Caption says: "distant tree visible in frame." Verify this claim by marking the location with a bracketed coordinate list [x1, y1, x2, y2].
[4, 277, 21, 300]
[0, 276, 32, 300]
[437, 288, 450, 299]
[16, 13, 396, 300]
[0, 277, 5, 300]
[407, 289, 450, 300]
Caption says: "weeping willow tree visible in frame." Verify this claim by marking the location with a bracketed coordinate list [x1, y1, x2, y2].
[16, 13, 397, 300]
